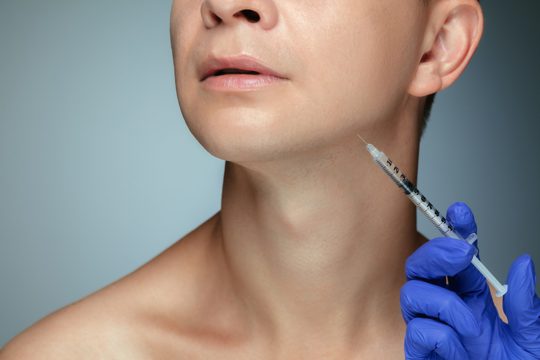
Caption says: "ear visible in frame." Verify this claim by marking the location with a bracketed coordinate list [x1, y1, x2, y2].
[408, 1, 483, 97]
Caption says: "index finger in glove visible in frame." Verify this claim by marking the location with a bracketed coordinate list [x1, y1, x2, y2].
[406, 237, 477, 281]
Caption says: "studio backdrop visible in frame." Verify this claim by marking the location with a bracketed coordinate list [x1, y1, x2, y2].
[1, 0, 539, 347]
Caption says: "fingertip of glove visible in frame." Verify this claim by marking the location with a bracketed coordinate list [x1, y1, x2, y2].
[447, 202, 478, 236]
[508, 254, 536, 289]
[430, 236, 476, 261]
[449, 236, 476, 259]
[447, 202, 472, 222]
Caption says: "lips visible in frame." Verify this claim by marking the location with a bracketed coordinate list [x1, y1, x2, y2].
[199, 55, 287, 82]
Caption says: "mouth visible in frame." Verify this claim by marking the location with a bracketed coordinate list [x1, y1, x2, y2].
[202, 68, 262, 81]
[199, 55, 287, 82]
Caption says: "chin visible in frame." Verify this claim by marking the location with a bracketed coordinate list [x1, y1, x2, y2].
[183, 108, 320, 164]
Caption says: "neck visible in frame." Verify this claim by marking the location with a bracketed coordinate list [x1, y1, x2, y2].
[212, 107, 424, 352]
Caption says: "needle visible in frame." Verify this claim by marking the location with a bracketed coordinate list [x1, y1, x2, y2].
[356, 133, 368, 146]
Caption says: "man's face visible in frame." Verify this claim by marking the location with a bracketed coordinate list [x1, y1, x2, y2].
[170, 0, 427, 162]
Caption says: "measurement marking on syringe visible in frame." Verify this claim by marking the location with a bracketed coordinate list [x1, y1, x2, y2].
[377, 149, 453, 231]
[356, 133, 508, 297]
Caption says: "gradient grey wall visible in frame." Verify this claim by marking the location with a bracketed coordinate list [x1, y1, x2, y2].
[1, 0, 538, 347]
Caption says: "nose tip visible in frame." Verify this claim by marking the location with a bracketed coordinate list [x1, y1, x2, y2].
[201, 0, 278, 30]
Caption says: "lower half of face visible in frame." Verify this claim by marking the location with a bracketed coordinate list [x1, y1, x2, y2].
[171, 0, 426, 164]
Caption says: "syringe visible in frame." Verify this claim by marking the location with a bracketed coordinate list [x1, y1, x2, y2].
[356, 134, 508, 297]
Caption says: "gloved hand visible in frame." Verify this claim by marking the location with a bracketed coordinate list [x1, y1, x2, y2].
[400, 201, 540, 359]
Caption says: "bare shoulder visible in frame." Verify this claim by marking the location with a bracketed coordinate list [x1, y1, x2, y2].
[0, 289, 139, 359]
[1, 213, 223, 359]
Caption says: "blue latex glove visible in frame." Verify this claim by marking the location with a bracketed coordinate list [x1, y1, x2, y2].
[400, 201, 540, 359]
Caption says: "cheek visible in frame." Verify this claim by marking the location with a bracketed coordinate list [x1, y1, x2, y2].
[171, 1, 201, 106]
[170, 0, 200, 88]
[297, 1, 423, 132]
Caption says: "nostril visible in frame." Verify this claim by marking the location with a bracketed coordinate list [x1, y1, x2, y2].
[211, 13, 222, 24]
[235, 9, 260, 23]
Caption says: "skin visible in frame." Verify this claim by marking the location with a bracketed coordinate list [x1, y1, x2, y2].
[1, 0, 495, 358]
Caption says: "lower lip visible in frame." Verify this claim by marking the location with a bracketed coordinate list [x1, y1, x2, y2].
[201, 74, 287, 91]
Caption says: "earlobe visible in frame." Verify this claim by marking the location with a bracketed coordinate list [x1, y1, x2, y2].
[408, 2, 483, 98]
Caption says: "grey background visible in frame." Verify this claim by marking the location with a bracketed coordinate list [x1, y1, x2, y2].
[1, 0, 539, 347]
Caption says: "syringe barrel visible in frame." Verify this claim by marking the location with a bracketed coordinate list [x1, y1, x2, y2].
[366, 144, 508, 297]
[370, 149, 454, 235]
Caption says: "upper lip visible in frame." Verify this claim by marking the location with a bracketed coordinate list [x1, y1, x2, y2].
[199, 54, 287, 81]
